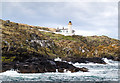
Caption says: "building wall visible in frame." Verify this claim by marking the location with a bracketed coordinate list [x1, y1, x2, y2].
[60, 30, 68, 33]
[68, 25, 72, 34]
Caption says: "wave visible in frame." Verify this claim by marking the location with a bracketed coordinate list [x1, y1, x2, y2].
[54, 57, 62, 61]
[0, 58, 119, 81]
[0, 68, 118, 81]
[54, 57, 119, 65]
[102, 58, 118, 65]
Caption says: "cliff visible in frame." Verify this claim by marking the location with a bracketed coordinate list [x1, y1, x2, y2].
[1, 19, 120, 64]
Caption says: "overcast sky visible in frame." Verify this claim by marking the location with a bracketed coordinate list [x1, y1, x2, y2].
[1, 0, 119, 39]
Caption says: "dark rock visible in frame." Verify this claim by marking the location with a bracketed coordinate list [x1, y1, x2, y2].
[65, 57, 106, 64]
[58, 68, 64, 73]
[25, 62, 29, 64]
[114, 57, 120, 61]
[55, 61, 88, 72]
[79, 67, 88, 72]
[104, 56, 115, 60]
[2, 56, 88, 73]
[55, 61, 75, 69]
[2, 63, 13, 72]
[47, 60, 56, 66]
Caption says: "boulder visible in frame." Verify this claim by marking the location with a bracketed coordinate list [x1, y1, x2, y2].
[2, 57, 88, 73]
[55, 61, 88, 72]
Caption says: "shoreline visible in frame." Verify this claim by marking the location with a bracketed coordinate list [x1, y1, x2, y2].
[2, 56, 119, 73]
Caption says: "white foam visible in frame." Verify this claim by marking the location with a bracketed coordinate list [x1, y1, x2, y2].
[0, 58, 118, 81]
[54, 57, 62, 61]
[73, 62, 104, 67]
[56, 69, 58, 73]
[0, 70, 19, 76]
[72, 58, 119, 67]
[103, 58, 118, 65]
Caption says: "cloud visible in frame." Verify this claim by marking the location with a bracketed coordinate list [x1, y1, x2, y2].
[1, 0, 120, 2]
[1, 1, 118, 39]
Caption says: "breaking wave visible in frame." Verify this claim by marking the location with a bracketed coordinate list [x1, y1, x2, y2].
[0, 58, 119, 81]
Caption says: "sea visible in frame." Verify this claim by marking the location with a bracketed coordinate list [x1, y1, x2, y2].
[0, 58, 119, 82]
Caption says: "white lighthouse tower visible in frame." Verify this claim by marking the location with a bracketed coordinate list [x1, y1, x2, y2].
[55, 21, 75, 36]
[68, 21, 72, 34]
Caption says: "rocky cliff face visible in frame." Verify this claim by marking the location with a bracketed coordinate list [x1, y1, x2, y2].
[1, 19, 120, 68]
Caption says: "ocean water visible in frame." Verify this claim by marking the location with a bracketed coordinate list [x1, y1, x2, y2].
[0, 58, 119, 82]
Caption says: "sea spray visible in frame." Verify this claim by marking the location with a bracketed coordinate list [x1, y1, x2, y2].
[54, 57, 62, 61]
[0, 58, 119, 81]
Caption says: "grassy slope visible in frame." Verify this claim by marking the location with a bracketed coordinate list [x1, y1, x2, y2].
[1, 19, 120, 62]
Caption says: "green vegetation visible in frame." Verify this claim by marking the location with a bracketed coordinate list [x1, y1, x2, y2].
[2, 56, 16, 62]
[1, 19, 120, 62]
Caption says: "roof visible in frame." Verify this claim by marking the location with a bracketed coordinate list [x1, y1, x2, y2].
[56, 28, 68, 32]
[68, 21, 72, 25]
[59, 28, 68, 30]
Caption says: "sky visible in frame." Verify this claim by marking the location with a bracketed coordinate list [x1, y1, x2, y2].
[1, 0, 119, 39]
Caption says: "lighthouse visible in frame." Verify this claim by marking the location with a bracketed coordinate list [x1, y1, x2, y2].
[55, 21, 75, 36]
[68, 21, 72, 34]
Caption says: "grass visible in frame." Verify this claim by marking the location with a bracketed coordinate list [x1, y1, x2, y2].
[1, 19, 120, 61]
[2, 56, 16, 62]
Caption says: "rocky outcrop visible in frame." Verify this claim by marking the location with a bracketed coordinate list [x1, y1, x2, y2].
[1, 19, 120, 73]
[55, 61, 88, 72]
[63, 57, 106, 64]
[2, 56, 88, 73]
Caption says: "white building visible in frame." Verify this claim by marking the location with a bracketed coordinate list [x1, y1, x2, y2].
[56, 21, 75, 36]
